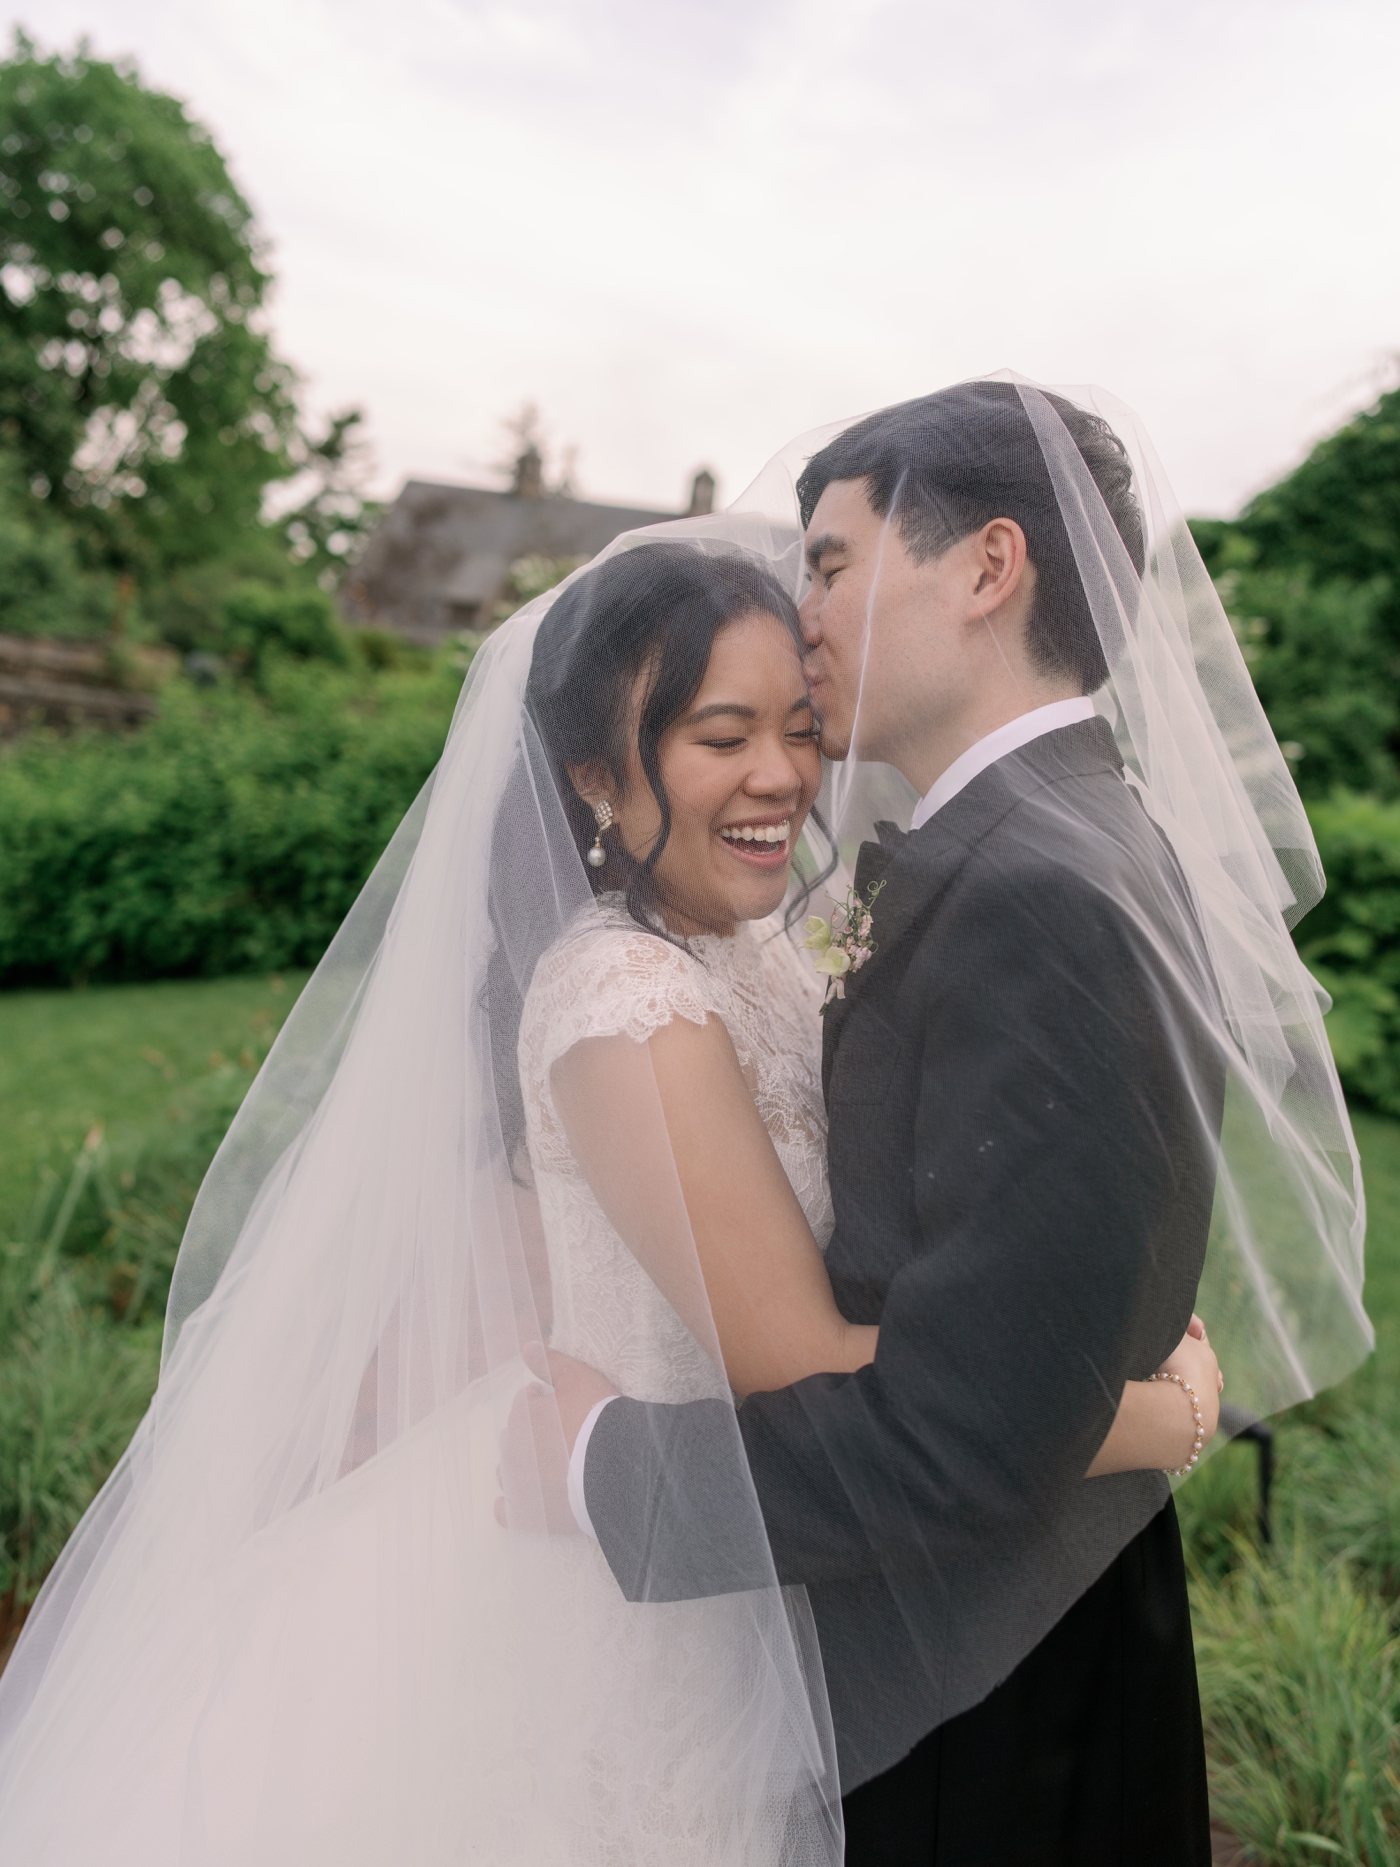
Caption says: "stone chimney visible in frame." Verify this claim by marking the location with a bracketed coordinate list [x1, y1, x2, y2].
[511, 442, 545, 499]
[686, 468, 716, 517]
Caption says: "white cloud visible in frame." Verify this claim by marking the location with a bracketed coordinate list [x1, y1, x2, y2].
[10, 0, 1400, 513]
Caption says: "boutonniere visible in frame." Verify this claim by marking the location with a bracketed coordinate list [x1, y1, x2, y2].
[801, 879, 885, 1011]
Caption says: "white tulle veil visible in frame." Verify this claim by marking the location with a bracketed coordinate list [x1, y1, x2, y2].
[0, 374, 1369, 1860]
[744, 374, 1369, 1427]
[0, 509, 842, 1865]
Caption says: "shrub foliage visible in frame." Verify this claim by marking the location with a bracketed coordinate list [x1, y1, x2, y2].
[1300, 794, 1400, 1114]
[0, 654, 459, 986]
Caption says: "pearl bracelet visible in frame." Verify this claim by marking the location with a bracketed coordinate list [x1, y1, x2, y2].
[1147, 1371, 1205, 1476]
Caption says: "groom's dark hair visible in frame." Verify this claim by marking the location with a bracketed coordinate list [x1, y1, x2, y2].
[795, 381, 1144, 693]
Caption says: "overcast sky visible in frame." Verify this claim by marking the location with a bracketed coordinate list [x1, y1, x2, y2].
[13, 0, 1400, 515]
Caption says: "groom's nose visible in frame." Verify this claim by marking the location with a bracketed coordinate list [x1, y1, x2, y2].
[797, 585, 822, 644]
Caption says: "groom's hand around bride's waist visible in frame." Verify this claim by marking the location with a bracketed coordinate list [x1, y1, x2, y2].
[495, 1345, 619, 1533]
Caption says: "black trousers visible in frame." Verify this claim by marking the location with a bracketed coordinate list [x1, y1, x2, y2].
[841, 1500, 1211, 1867]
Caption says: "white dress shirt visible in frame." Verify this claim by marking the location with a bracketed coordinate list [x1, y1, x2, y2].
[565, 693, 1098, 1536]
[908, 695, 1096, 832]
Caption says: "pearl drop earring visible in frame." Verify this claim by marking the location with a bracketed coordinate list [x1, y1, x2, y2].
[587, 799, 614, 868]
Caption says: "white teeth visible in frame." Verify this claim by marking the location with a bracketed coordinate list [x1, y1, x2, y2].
[719, 820, 790, 845]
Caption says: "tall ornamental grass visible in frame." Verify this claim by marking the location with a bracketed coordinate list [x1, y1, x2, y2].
[1194, 1544, 1400, 1865]
[0, 1029, 278, 1616]
[0, 1145, 160, 1612]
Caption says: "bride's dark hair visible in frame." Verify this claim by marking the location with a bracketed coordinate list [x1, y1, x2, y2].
[795, 380, 1144, 695]
[526, 542, 834, 939]
[488, 543, 835, 1186]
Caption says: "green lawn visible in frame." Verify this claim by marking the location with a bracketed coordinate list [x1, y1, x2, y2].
[0, 972, 307, 1614]
[0, 971, 306, 1241]
[3, 976, 1400, 1857]
[4, 972, 1393, 1343]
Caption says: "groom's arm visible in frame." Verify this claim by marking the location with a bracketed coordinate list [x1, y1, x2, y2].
[585, 853, 1220, 1602]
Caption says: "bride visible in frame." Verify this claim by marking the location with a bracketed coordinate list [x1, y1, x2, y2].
[0, 533, 1218, 1864]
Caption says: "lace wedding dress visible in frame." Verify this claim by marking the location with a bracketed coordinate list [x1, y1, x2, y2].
[1, 899, 831, 1867]
[521, 895, 834, 1402]
[502, 894, 834, 1860]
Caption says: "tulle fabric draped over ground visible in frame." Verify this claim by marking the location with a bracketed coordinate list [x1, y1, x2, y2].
[0, 376, 1371, 1861]
[0, 533, 844, 1866]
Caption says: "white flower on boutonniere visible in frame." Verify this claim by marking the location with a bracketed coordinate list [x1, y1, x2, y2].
[800, 879, 885, 1011]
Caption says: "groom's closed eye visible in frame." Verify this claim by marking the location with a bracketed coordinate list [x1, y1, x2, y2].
[804, 532, 851, 583]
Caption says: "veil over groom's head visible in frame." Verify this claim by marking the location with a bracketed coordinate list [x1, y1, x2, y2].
[780, 370, 1368, 1440]
[796, 380, 1144, 695]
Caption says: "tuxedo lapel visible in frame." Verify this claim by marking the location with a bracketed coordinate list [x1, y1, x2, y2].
[845, 795, 981, 994]
[820, 814, 962, 1091]
[820, 718, 1127, 1096]
[854, 718, 1126, 984]
[852, 824, 903, 900]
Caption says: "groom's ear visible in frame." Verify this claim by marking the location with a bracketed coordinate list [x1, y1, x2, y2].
[968, 518, 1031, 617]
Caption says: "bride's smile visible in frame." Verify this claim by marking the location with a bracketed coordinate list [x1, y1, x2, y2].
[716, 814, 792, 863]
[576, 606, 822, 938]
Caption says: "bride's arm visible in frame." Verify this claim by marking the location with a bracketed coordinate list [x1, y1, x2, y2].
[552, 1012, 874, 1399]
[553, 1013, 1222, 1466]
[1087, 1320, 1222, 1476]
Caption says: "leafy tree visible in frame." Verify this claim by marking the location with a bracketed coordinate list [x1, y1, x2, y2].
[1215, 568, 1400, 799]
[0, 445, 112, 634]
[1192, 383, 1400, 802]
[1187, 383, 1400, 1111]
[1296, 794, 1400, 1115]
[1206, 386, 1400, 589]
[0, 35, 376, 642]
[279, 407, 381, 587]
[0, 34, 300, 577]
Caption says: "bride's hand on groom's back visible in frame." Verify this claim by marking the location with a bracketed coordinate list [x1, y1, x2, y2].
[1157, 1316, 1223, 1449]
[1085, 1316, 1223, 1478]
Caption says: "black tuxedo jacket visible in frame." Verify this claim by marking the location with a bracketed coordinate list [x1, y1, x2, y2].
[583, 718, 1224, 1788]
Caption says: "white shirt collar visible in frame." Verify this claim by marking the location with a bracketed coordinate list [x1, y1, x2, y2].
[909, 696, 1097, 833]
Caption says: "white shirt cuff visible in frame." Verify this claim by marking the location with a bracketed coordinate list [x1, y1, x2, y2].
[566, 1397, 616, 1539]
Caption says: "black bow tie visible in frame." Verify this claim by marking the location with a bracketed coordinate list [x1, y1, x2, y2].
[853, 820, 908, 898]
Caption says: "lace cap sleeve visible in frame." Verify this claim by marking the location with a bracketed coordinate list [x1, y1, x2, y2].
[518, 908, 724, 1095]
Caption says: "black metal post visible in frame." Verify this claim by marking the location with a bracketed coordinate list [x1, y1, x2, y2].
[1217, 1403, 1275, 1545]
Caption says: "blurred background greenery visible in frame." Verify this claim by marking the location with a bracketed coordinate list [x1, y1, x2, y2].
[7, 31, 1400, 1864]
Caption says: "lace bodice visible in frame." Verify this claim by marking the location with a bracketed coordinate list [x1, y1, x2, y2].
[518, 895, 832, 1402]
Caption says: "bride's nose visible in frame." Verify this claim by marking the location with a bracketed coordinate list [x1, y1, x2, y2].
[743, 740, 807, 803]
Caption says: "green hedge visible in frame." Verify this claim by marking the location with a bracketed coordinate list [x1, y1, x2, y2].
[4, 654, 1400, 1118]
[1302, 793, 1400, 1115]
[0, 656, 461, 986]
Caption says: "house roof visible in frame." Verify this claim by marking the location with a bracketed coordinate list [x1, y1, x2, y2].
[340, 479, 682, 644]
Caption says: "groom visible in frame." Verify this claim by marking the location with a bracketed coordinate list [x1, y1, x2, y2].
[536, 384, 1221, 1864]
